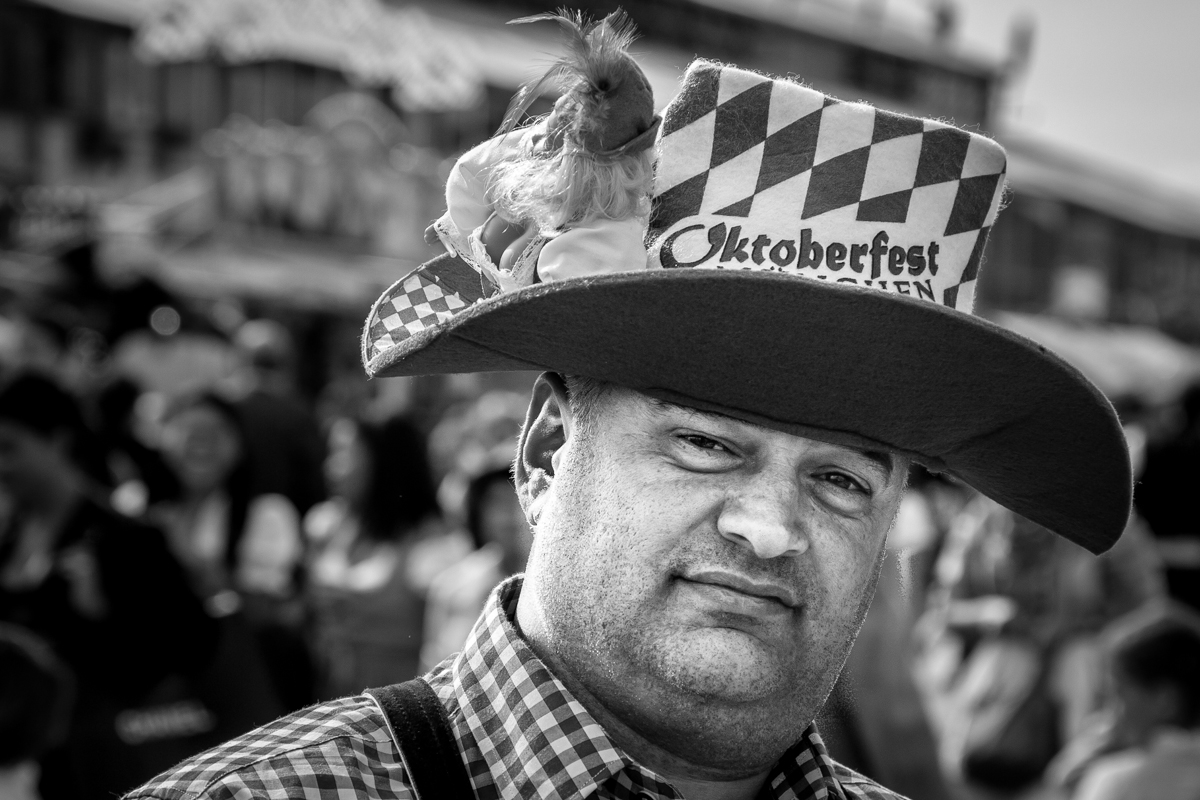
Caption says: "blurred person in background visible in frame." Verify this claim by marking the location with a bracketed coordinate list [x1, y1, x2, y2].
[421, 466, 531, 672]
[919, 491, 1164, 794]
[153, 391, 311, 710]
[94, 377, 179, 517]
[1062, 602, 1200, 800]
[305, 415, 467, 699]
[1135, 382, 1200, 611]
[0, 372, 218, 800]
[0, 624, 74, 800]
[229, 319, 326, 516]
[426, 390, 528, 519]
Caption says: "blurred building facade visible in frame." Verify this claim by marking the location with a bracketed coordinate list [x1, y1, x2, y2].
[3, 0, 1200, 368]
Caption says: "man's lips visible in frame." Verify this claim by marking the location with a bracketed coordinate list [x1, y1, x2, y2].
[679, 569, 801, 610]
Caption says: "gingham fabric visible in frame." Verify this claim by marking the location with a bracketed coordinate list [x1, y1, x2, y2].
[127, 578, 906, 800]
[362, 253, 498, 366]
[648, 60, 1007, 313]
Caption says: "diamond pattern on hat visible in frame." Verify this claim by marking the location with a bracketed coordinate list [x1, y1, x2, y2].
[656, 109, 716, 195]
[750, 168, 811, 225]
[651, 171, 709, 230]
[942, 228, 988, 312]
[872, 109, 924, 144]
[914, 126, 972, 187]
[647, 59, 1009, 308]
[755, 108, 823, 195]
[922, 226, 987, 312]
[715, 196, 754, 217]
[857, 189, 912, 223]
[904, 181, 961, 241]
[703, 143, 765, 215]
[812, 102, 875, 165]
[766, 80, 826, 136]
[717, 67, 771, 105]
[944, 173, 1003, 236]
[961, 225, 990, 284]
[961, 134, 1006, 179]
[661, 63, 720, 137]
[802, 145, 870, 219]
[712, 81, 772, 168]
[859, 132, 923, 203]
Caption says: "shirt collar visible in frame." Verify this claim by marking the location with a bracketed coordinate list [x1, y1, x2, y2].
[451, 576, 848, 800]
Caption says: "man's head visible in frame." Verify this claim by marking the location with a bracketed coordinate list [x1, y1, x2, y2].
[513, 372, 907, 775]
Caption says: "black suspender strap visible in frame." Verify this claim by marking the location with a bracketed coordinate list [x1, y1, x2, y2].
[366, 678, 475, 800]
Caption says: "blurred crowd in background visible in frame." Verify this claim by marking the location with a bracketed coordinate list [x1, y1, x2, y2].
[2, 0, 1200, 798]
[0, 235, 1198, 800]
[0, 260, 537, 800]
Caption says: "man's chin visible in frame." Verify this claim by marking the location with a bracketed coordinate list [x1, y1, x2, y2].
[647, 627, 792, 702]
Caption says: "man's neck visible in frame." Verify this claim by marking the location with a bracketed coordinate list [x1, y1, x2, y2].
[514, 584, 771, 800]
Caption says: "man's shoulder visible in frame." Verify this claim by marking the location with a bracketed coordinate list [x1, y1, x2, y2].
[831, 762, 912, 800]
[125, 695, 412, 800]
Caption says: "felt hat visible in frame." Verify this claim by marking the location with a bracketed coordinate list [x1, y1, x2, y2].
[363, 60, 1132, 554]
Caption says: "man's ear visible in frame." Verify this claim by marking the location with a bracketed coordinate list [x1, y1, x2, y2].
[514, 372, 574, 526]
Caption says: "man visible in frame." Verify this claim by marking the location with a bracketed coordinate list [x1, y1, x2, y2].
[127, 25, 1131, 800]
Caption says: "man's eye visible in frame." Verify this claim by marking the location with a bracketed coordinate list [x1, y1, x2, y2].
[819, 472, 867, 494]
[679, 434, 727, 452]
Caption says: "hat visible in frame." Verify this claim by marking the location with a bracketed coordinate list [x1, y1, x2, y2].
[363, 60, 1131, 554]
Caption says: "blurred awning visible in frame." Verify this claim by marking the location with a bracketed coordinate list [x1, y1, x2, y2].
[151, 236, 420, 313]
[992, 311, 1200, 406]
[1004, 136, 1200, 240]
[33, 0, 689, 115]
[421, 5, 690, 113]
[134, 0, 483, 112]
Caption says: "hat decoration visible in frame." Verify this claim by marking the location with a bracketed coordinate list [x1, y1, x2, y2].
[412, 9, 659, 299]
[363, 59, 1131, 554]
[367, 11, 659, 367]
[499, 10, 659, 158]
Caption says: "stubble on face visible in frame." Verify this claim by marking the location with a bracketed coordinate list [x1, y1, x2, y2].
[520, 386, 904, 775]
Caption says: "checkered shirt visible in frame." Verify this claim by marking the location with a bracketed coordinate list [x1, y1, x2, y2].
[126, 578, 906, 800]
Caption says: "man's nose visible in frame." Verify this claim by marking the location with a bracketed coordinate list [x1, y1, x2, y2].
[715, 478, 810, 560]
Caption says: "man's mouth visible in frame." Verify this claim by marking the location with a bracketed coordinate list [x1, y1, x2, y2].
[677, 569, 801, 612]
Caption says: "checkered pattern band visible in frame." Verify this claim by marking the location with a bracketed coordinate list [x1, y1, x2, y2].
[648, 60, 1007, 312]
[362, 254, 497, 370]
[127, 577, 904, 799]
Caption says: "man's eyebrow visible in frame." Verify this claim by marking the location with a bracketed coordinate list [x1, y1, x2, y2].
[647, 397, 897, 478]
[858, 450, 897, 480]
[645, 396, 728, 423]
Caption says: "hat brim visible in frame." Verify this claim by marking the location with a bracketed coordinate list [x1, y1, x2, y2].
[366, 269, 1130, 554]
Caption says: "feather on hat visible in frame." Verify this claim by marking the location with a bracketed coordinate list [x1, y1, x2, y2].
[500, 9, 660, 156]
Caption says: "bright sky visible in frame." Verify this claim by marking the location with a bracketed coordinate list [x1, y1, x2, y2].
[949, 0, 1200, 195]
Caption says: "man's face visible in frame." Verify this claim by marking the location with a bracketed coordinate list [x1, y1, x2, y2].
[519, 381, 906, 772]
